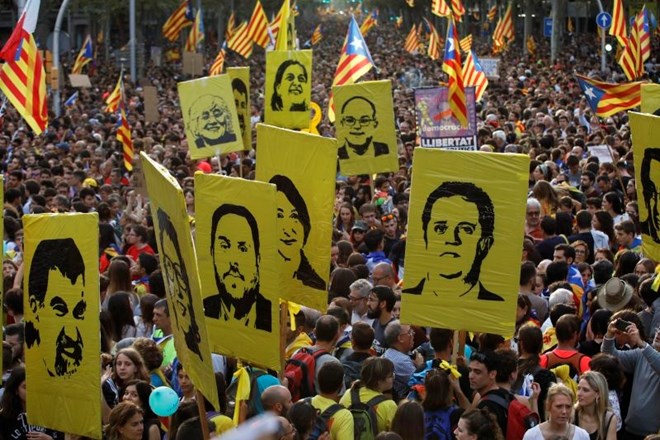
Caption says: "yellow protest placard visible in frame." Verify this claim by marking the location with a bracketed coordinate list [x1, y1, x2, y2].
[255, 123, 336, 312]
[227, 67, 251, 150]
[23, 213, 101, 438]
[265, 50, 312, 129]
[631, 112, 660, 262]
[178, 74, 245, 159]
[401, 149, 529, 336]
[333, 80, 399, 176]
[195, 173, 281, 370]
[641, 84, 660, 115]
[0, 175, 3, 385]
[140, 152, 219, 410]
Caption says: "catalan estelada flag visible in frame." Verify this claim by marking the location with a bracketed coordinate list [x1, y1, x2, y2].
[162, 0, 194, 42]
[576, 73, 642, 117]
[247, 0, 270, 48]
[450, 0, 466, 21]
[227, 21, 253, 59]
[618, 9, 645, 81]
[463, 49, 488, 101]
[0, 0, 47, 134]
[209, 44, 226, 76]
[404, 24, 420, 54]
[442, 16, 468, 127]
[640, 6, 652, 63]
[487, 5, 497, 22]
[609, 0, 627, 47]
[105, 75, 122, 113]
[360, 11, 378, 36]
[432, 0, 451, 17]
[329, 15, 375, 121]
[185, 9, 204, 52]
[71, 35, 93, 74]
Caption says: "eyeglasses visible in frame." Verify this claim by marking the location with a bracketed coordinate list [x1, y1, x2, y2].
[341, 116, 376, 127]
[381, 214, 395, 222]
[527, 211, 540, 216]
[400, 328, 414, 337]
[348, 295, 365, 302]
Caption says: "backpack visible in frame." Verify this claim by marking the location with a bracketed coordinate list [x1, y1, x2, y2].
[545, 351, 585, 382]
[483, 392, 540, 440]
[225, 367, 267, 418]
[348, 385, 388, 440]
[302, 398, 343, 440]
[424, 406, 456, 440]
[341, 359, 363, 390]
[285, 347, 328, 401]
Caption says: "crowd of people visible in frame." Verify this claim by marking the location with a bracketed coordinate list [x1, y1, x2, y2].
[1, 7, 660, 440]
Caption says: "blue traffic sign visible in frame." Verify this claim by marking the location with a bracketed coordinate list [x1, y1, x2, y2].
[597, 12, 612, 29]
[544, 17, 553, 37]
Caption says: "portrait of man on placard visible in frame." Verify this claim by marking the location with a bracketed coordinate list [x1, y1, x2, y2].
[156, 208, 203, 359]
[203, 203, 272, 332]
[338, 96, 390, 161]
[271, 59, 309, 112]
[25, 238, 87, 377]
[188, 94, 237, 148]
[403, 181, 504, 301]
[640, 148, 660, 243]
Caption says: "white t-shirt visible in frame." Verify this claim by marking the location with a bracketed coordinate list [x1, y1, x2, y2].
[523, 424, 590, 440]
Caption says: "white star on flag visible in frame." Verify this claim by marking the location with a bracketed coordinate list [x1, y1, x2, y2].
[349, 36, 364, 52]
[584, 86, 596, 100]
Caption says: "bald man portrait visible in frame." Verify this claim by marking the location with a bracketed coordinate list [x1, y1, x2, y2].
[338, 96, 390, 161]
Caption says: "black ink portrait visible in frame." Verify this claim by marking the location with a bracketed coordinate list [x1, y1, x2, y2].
[271, 60, 309, 112]
[338, 96, 389, 160]
[157, 208, 202, 359]
[269, 175, 326, 291]
[640, 148, 660, 243]
[203, 204, 272, 332]
[404, 182, 504, 301]
[25, 238, 87, 377]
[231, 78, 249, 141]
[188, 95, 237, 149]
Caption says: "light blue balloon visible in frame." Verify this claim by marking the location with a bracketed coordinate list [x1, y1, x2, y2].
[149, 386, 180, 417]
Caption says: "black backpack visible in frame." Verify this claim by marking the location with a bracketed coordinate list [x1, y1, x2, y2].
[225, 367, 267, 418]
[302, 398, 344, 440]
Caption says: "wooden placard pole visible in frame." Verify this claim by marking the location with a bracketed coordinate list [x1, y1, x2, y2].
[195, 389, 211, 439]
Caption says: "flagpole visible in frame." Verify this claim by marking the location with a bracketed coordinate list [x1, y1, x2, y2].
[595, 0, 606, 73]
[53, 0, 71, 118]
[129, 0, 136, 82]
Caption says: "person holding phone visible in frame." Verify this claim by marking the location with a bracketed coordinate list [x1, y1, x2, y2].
[601, 317, 660, 438]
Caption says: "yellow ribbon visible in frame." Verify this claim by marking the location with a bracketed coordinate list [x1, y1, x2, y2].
[232, 366, 251, 426]
[438, 360, 462, 379]
[550, 365, 577, 401]
[300, 101, 321, 135]
[280, 300, 302, 331]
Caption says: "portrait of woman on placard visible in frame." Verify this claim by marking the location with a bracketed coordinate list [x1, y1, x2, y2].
[269, 174, 326, 290]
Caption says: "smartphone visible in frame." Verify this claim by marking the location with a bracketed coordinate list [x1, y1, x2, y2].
[615, 319, 632, 332]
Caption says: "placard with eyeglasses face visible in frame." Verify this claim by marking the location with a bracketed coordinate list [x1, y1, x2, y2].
[333, 80, 399, 176]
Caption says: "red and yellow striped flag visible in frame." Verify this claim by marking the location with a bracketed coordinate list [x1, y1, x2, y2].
[459, 34, 472, 52]
[71, 35, 93, 74]
[451, 0, 466, 21]
[247, 0, 270, 48]
[576, 74, 642, 117]
[0, 0, 47, 135]
[404, 24, 420, 54]
[311, 24, 323, 45]
[117, 104, 133, 172]
[426, 18, 443, 60]
[227, 21, 253, 59]
[492, 2, 514, 51]
[442, 16, 468, 127]
[162, 0, 193, 42]
[462, 49, 488, 101]
[105, 75, 122, 113]
[225, 11, 236, 41]
[618, 9, 645, 81]
[209, 47, 226, 75]
[640, 6, 651, 63]
[184, 9, 204, 52]
[487, 5, 497, 22]
[360, 13, 378, 36]
[609, 0, 627, 47]
[432, 0, 451, 17]
[527, 35, 536, 55]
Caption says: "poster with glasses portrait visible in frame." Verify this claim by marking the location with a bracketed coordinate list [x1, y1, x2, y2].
[195, 173, 281, 370]
[255, 123, 336, 312]
[401, 148, 529, 336]
[178, 74, 246, 159]
[333, 80, 399, 176]
[140, 152, 219, 410]
[23, 213, 101, 438]
[265, 50, 313, 130]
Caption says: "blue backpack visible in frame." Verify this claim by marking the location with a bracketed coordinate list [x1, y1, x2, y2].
[424, 406, 457, 440]
[302, 398, 343, 440]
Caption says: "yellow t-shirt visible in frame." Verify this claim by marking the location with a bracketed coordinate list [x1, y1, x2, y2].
[286, 332, 313, 359]
[311, 395, 354, 440]
[339, 387, 397, 433]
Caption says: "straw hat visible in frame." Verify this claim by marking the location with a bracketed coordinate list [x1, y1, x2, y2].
[597, 277, 633, 312]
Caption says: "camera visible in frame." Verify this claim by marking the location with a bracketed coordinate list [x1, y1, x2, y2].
[615, 319, 632, 332]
